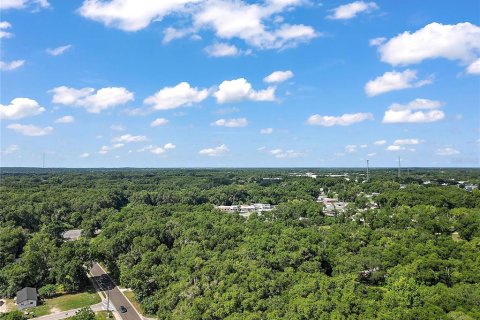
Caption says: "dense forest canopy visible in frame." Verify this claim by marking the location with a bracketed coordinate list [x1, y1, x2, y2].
[1, 168, 479, 319]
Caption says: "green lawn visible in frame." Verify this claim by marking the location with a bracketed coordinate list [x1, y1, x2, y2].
[24, 304, 50, 318]
[46, 290, 101, 311]
[95, 311, 112, 320]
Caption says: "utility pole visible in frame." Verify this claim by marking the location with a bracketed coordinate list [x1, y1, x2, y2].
[398, 157, 401, 179]
[366, 159, 370, 182]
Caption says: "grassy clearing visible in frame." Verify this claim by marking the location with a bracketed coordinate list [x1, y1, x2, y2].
[95, 311, 111, 320]
[47, 290, 101, 311]
[24, 304, 50, 318]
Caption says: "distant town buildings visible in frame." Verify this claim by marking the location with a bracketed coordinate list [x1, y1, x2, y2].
[215, 203, 274, 217]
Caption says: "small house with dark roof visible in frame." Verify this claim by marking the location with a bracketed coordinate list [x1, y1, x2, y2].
[16, 287, 38, 310]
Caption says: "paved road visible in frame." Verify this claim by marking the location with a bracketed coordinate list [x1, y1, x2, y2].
[33, 303, 104, 320]
[89, 263, 142, 320]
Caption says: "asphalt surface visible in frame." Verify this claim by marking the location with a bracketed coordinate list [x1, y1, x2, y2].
[89, 263, 142, 320]
[32, 303, 104, 320]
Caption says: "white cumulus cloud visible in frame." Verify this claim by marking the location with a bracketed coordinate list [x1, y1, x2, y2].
[378, 22, 480, 71]
[112, 134, 147, 143]
[199, 144, 229, 156]
[386, 145, 403, 151]
[393, 138, 421, 145]
[214, 78, 275, 103]
[365, 69, 432, 97]
[369, 37, 385, 46]
[78, 0, 317, 51]
[374, 139, 386, 145]
[0, 98, 45, 120]
[383, 98, 445, 124]
[327, 1, 378, 20]
[212, 118, 248, 127]
[0, 21, 13, 39]
[150, 118, 169, 127]
[266, 148, 303, 158]
[307, 112, 373, 126]
[204, 43, 240, 57]
[467, 58, 480, 74]
[99, 143, 124, 154]
[264, 70, 293, 83]
[80, 152, 90, 158]
[54, 115, 75, 123]
[7, 124, 53, 136]
[1, 0, 49, 10]
[50, 86, 134, 113]
[144, 82, 208, 110]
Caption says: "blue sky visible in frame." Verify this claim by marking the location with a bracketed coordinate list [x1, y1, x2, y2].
[1, 0, 479, 167]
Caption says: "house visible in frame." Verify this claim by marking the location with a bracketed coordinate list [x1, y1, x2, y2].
[16, 287, 38, 310]
[465, 185, 478, 192]
[62, 229, 82, 241]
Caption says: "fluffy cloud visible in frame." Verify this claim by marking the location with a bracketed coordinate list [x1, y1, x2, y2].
[365, 69, 432, 97]
[150, 118, 169, 127]
[144, 82, 208, 110]
[0, 98, 45, 120]
[193, 1, 317, 50]
[99, 143, 124, 154]
[267, 148, 303, 159]
[373, 139, 386, 145]
[260, 128, 273, 134]
[1, 0, 49, 10]
[79, 0, 317, 51]
[386, 145, 403, 151]
[214, 78, 275, 103]
[383, 98, 445, 123]
[386, 138, 421, 151]
[212, 118, 248, 127]
[46, 45, 73, 56]
[204, 43, 240, 57]
[54, 115, 75, 123]
[7, 124, 53, 136]
[0, 21, 13, 39]
[378, 23, 480, 71]
[327, 1, 378, 20]
[144, 143, 176, 155]
[80, 153, 90, 158]
[345, 145, 357, 153]
[164, 142, 176, 150]
[393, 138, 421, 145]
[0, 60, 25, 71]
[264, 70, 293, 83]
[307, 112, 373, 126]
[112, 134, 147, 143]
[199, 144, 229, 156]
[78, 0, 195, 31]
[51, 86, 134, 113]
[369, 37, 385, 46]
[467, 58, 480, 74]
[436, 147, 460, 156]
